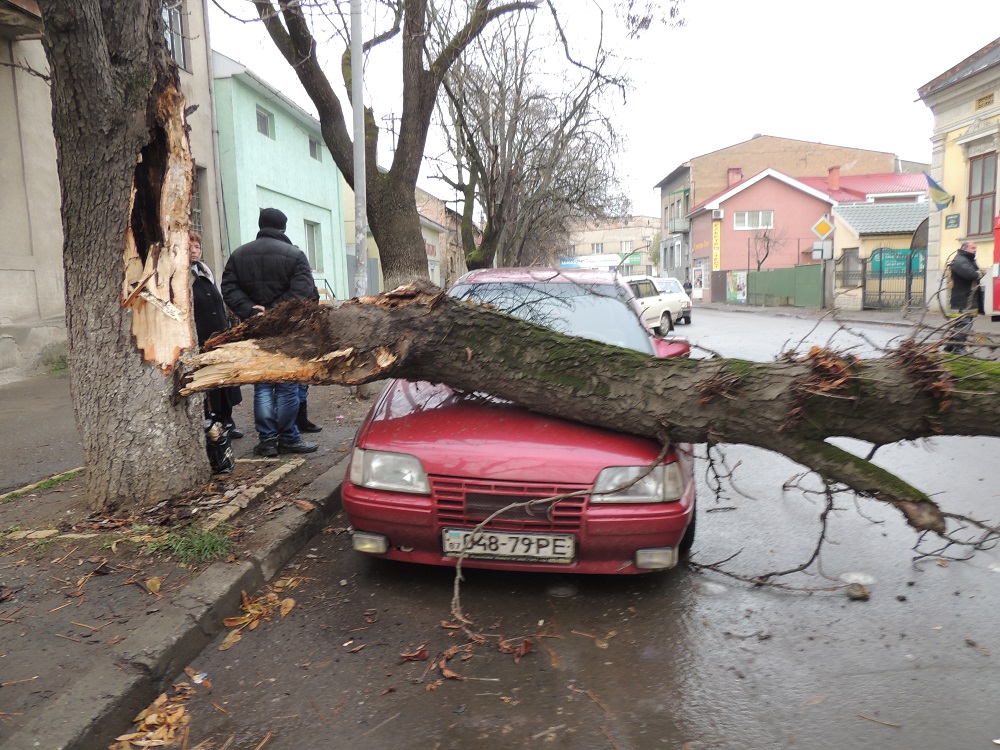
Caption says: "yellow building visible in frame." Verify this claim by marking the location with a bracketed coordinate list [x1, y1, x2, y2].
[918, 37, 1000, 319]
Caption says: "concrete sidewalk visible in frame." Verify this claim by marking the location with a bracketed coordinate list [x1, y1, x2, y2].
[0, 381, 372, 750]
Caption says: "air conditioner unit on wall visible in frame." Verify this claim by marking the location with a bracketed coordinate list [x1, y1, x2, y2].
[712, 209, 724, 220]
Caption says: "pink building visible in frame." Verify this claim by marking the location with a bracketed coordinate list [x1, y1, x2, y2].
[688, 169, 835, 285]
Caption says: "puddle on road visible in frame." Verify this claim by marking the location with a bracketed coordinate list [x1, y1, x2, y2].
[694, 581, 727, 596]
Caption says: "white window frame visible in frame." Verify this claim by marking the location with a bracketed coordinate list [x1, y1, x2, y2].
[620, 239, 632, 255]
[734, 210, 774, 230]
[309, 137, 322, 161]
[304, 220, 322, 272]
[591, 242, 603, 253]
[256, 106, 274, 139]
[162, 0, 187, 70]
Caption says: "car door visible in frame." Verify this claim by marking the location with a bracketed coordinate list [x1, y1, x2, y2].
[627, 279, 665, 326]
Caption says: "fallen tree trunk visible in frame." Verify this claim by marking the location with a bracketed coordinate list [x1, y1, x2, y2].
[182, 282, 1000, 535]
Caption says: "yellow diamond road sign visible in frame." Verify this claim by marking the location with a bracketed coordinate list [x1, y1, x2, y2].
[811, 216, 834, 240]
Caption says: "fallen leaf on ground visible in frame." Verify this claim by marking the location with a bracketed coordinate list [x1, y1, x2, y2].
[399, 643, 429, 662]
[145, 577, 163, 595]
[218, 629, 242, 651]
[280, 598, 295, 617]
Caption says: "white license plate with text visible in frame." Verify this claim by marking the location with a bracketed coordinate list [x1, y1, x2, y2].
[442, 528, 575, 563]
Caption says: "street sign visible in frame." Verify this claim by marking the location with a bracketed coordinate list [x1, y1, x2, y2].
[811, 216, 834, 240]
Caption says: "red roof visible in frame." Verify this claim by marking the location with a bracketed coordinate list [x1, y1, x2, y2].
[797, 173, 927, 203]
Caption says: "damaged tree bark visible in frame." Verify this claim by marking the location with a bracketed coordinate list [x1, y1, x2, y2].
[182, 283, 1000, 536]
[40, 0, 207, 511]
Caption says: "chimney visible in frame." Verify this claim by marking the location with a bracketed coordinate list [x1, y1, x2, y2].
[727, 167, 743, 186]
[828, 165, 841, 192]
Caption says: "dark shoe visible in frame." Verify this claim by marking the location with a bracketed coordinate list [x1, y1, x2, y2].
[296, 403, 323, 433]
[278, 438, 319, 454]
[226, 423, 245, 440]
[253, 438, 279, 458]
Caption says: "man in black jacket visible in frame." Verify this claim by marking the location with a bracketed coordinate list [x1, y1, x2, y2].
[222, 208, 319, 457]
[944, 241, 983, 353]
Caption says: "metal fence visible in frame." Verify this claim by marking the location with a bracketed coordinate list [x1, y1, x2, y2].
[861, 248, 926, 309]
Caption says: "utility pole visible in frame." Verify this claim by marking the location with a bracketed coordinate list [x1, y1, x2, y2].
[351, 0, 368, 297]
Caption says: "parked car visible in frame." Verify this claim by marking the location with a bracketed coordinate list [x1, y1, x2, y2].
[622, 274, 683, 333]
[652, 277, 693, 325]
[341, 267, 696, 575]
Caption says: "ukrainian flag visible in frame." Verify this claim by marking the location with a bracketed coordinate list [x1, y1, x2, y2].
[924, 173, 954, 211]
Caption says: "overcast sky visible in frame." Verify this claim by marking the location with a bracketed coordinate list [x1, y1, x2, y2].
[208, 1, 1000, 218]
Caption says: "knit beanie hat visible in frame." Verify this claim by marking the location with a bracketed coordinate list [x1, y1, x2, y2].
[259, 208, 288, 231]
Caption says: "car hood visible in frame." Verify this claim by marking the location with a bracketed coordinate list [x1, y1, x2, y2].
[356, 380, 669, 484]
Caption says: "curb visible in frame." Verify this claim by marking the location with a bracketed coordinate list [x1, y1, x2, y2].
[4, 459, 349, 750]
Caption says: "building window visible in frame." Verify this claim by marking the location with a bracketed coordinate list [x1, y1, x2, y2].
[304, 221, 322, 272]
[309, 138, 322, 161]
[734, 210, 774, 230]
[190, 167, 203, 233]
[162, 0, 187, 70]
[256, 106, 274, 138]
[968, 152, 997, 236]
[591, 242, 603, 253]
[620, 239, 632, 255]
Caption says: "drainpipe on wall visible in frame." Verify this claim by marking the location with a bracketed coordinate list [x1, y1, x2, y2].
[201, 0, 229, 264]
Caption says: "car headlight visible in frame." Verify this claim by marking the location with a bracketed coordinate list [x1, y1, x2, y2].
[591, 464, 685, 503]
[350, 448, 430, 494]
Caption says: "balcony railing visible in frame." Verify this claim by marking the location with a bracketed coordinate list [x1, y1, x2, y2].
[667, 218, 690, 234]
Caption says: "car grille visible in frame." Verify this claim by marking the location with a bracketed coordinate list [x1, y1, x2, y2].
[431, 477, 587, 532]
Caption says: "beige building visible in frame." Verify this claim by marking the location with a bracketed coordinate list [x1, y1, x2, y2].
[0, 0, 224, 374]
[918, 37, 1000, 319]
[564, 216, 660, 275]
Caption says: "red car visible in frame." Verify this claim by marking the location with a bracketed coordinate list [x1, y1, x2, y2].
[341, 267, 696, 574]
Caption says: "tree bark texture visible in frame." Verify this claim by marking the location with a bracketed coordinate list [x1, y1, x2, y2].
[182, 284, 1000, 534]
[39, 0, 208, 511]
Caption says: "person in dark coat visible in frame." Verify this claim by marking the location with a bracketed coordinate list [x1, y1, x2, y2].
[221, 208, 320, 457]
[190, 231, 243, 438]
[944, 241, 984, 353]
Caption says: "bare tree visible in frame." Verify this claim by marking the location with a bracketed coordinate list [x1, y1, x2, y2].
[247, 0, 541, 288]
[434, 11, 629, 269]
[750, 226, 788, 271]
[38, 0, 208, 511]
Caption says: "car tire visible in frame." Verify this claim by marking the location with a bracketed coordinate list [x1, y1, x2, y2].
[658, 311, 673, 333]
[682, 314, 691, 325]
[679, 508, 696, 558]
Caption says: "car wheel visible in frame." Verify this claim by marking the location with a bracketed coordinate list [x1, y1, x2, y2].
[683, 314, 691, 325]
[658, 311, 673, 333]
[679, 508, 696, 558]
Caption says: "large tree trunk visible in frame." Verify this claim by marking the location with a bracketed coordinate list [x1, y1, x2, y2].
[40, 0, 208, 511]
[182, 284, 1000, 535]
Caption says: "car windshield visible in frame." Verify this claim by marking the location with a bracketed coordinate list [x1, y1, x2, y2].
[449, 280, 654, 354]
[654, 278, 684, 294]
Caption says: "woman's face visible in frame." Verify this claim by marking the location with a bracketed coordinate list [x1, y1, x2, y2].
[189, 239, 202, 263]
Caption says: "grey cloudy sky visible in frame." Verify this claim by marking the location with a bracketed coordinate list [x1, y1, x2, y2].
[208, 1, 1000, 218]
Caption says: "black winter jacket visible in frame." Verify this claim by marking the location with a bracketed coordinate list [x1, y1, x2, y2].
[948, 249, 982, 311]
[221, 228, 319, 320]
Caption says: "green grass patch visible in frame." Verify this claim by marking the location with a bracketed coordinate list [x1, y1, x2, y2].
[0, 468, 84, 503]
[126, 524, 237, 564]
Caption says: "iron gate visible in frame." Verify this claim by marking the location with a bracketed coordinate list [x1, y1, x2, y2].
[861, 248, 926, 309]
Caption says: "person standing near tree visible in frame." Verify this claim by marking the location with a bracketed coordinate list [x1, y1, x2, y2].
[189, 231, 243, 441]
[221, 208, 319, 457]
[944, 241, 984, 353]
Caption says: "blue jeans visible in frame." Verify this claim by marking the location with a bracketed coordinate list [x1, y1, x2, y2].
[254, 383, 301, 442]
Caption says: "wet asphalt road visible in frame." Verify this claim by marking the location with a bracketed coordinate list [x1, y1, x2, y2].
[174, 309, 1000, 750]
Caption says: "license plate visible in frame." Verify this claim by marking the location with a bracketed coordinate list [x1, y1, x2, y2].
[442, 528, 575, 563]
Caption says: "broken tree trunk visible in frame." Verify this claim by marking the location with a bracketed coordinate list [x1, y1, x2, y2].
[182, 282, 1000, 534]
